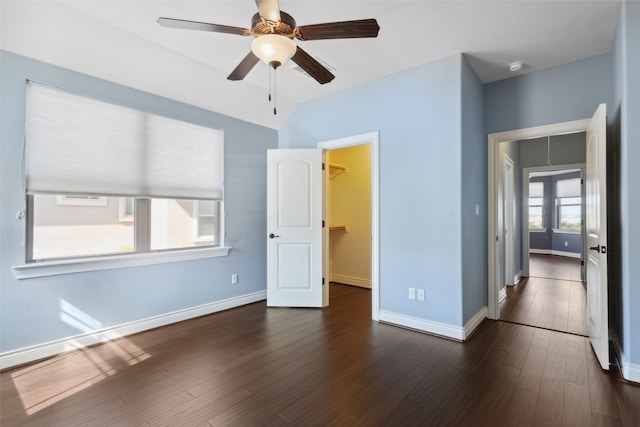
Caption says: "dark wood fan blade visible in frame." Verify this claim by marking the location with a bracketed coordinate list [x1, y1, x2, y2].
[291, 47, 335, 85]
[157, 17, 249, 36]
[296, 19, 380, 41]
[255, 0, 281, 22]
[227, 52, 260, 81]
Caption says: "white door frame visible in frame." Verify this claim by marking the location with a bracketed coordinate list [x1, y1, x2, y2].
[502, 154, 516, 287]
[318, 132, 380, 321]
[488, 120, 589, 319]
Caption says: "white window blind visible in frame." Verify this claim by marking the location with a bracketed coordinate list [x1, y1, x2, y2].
[556, 178, 581, 198]
[529, 181, 544, 198]
[25, 82, 223, 200]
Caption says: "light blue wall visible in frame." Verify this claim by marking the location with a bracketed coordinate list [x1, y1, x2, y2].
[280, 55, 470, 327]
[460, 56, 487, 322]
[484, 53, 614, 135]
[613, 1, 640, 371]
[0, 51, 277, 353]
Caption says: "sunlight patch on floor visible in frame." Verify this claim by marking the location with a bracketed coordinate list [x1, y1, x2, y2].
[10, 300, 151, 415]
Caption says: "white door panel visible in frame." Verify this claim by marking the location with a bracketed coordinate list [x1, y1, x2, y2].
[586, 103, 609, 370]
[278, 244, 312, 289]
[267, 149, 323, 307]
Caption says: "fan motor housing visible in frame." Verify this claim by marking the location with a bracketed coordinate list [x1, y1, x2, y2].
[251, 11, 296, 36]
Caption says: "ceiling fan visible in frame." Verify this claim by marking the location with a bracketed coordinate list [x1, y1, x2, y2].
[157, 0, 380, 85]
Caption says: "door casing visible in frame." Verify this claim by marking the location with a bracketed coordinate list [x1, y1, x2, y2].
[502, 154, 516, 287]
[318, 132, 380, 321]
[488, 119, 590, 319]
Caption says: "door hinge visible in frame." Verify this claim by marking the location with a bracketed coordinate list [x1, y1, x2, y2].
[322, 163, 325, 171]
[581, 260, 584, 266]
[581, 178, 584, 185]
[322, 220, 325, 228]
[322, 277, 325, 285]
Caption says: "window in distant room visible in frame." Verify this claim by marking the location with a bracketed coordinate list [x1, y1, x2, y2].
[556, 177, 582, 231]
[528, 181, 545, 230]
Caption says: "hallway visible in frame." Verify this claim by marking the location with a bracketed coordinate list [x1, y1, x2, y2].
[500, 254, 586, 336]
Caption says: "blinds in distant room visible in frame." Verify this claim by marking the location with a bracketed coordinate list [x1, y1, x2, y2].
[25, 82, 224, 200]
[556, 177, 581, 198]
[529, 181, 544, 198]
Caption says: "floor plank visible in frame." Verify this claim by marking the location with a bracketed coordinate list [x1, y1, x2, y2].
[501, 254, 587, 336]
[1, 283, 638, 426]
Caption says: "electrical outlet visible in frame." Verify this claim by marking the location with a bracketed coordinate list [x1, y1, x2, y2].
[231, 273, 238, 285]
[409, 288, 416, 300]
[417, 289, 425, 301]
[565, 241, 569, 247]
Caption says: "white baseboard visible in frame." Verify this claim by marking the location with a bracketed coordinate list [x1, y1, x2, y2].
[0, 291, 266, 370]
[379, 306, 487, 342]
[464, 307, 488, 340]
[499, 287, 507, 304]
[514, 270, 523, 285]
[329, 274, 371, 289]
[612, 336, 640, 383]
[529, 249, 581, 259]
[622, 358, 640, 383]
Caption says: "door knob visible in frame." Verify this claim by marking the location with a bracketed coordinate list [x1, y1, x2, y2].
[269, 233, 280, 239]
[589, 244, 601, 253]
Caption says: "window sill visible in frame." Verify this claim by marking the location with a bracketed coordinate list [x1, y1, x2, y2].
[13, 247, 231, 280]
[552, 228, 581, 235]
[529, 229, 547, 233]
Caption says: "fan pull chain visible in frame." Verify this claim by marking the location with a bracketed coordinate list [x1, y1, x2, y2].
[273, 67, 277, 115]
[268, 66, 272, 102]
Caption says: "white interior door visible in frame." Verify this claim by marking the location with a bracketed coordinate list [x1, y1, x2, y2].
[586, 103, 609, 370]
[267, 149, 324, 307]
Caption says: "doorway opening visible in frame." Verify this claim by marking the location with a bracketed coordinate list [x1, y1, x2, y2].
[489, 104, 609, 369]
[318, 132, 379, 321]
[511, 165, 587, 335]
[495, 132, 588, 335]
[524, 167, 585, 282]
[487, 120, 592, 319]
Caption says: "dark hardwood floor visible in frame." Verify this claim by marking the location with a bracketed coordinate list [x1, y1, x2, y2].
[530, 253, 582, 282]
[2, 283, 638, 426]
[501, 254, 587, 336]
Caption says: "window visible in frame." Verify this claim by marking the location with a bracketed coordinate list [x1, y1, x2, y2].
[118, 197, 134, 222]
[556, 178, 582, 231]
[528, 181, 545, 230]
[31, 195, 135, 260]
[150, 199, 219, 250]
[24, 82, 224, 263]
[193, 200, 218, 243]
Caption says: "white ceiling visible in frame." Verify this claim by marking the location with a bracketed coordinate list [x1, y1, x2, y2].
[0, 1, 621, 129]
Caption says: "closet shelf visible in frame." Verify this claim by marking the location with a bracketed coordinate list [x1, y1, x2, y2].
[328, 163, 347, 178]
[329, 225, 347, 231]
[328, 163, 347, 171]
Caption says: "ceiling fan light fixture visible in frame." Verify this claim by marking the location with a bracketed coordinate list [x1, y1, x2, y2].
[251, 34, 297, 69]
